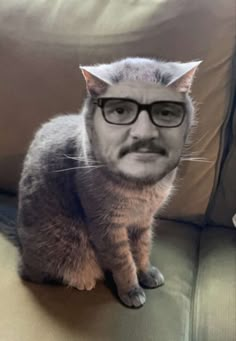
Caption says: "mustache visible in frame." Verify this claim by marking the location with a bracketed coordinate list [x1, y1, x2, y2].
[119, 140, 167, 158]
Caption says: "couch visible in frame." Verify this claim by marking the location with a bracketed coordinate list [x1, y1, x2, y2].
[0, 1, 235, 340]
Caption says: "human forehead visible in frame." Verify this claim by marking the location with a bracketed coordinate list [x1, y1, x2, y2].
[102, 81, 185, 103]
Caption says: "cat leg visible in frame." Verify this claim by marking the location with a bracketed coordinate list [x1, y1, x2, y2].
[19, 244, 103, 291]
[129, 226, 164, 288]
[18, 220, 103, 291]
[90, 225, 146, 308]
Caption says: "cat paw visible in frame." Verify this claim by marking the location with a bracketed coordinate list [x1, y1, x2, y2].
[73, 277, 97, 291]
[64, 269, 101, 291]
[138, 266, 164, 289]
[118, 286, 146, 308]
[63, 260, 104, 291]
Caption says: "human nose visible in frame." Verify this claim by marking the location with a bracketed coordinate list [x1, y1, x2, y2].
[130, 110, 159, 140]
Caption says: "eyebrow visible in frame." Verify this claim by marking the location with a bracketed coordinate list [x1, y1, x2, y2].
[99, 97, 185, 105]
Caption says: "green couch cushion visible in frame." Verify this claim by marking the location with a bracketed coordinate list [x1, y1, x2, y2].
[0, 204, 200, 341]
[193, 227, 236, 341]
[1, 196, 235, 340]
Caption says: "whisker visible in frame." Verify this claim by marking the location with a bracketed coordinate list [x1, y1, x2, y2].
[185, 131, 210, 150]
[181, 147, 209, 158]
[181, 157, 213, 163]
[63, 154, 102, 164]
[51, 165, 105, 173]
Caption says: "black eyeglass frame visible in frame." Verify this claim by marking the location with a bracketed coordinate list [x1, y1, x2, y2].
[93, 97, 186, 128]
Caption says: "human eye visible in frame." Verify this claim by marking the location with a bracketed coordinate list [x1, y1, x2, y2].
[108, 101, 131, 114]
[152, 102, 184, 126]
[114, 105, 127, 115]
[159, 108, 175, 118]
[104, 99, 136, 124]
[105, 100, 135, 115]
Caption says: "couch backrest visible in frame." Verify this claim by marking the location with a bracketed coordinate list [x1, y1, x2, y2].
[207, 68, 236, 228]
[0, 0, 235, 226]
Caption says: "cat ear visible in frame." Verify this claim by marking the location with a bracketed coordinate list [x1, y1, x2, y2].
[80, 66, 111, 96]
[167, 61, 202, 93]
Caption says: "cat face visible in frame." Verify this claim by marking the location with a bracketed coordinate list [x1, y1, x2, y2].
[81, 58, 201, 185]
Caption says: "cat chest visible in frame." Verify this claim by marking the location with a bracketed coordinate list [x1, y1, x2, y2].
[111, 191, 163, 228]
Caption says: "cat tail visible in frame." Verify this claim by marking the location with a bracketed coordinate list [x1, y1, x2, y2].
[0, 214, 20, 248]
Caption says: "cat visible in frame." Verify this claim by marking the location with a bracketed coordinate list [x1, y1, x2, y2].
[15, 57, 201, 308]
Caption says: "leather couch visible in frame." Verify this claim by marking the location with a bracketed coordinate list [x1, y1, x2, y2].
[0, 1, 235, 340]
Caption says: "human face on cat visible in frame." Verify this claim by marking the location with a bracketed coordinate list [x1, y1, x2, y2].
[92, 81, 189, 184]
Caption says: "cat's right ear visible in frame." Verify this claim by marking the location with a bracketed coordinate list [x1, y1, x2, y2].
[80, 66, 111, 97]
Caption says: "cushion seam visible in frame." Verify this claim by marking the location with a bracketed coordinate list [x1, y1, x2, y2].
[189, 226, 203, 341]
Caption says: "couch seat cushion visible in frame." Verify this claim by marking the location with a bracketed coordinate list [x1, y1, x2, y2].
[0, 196, 200, 341]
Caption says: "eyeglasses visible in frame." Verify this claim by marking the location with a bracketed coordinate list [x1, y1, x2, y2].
[93, 97, 186, 128]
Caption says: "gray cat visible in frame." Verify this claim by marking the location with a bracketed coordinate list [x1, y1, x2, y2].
[16, 57, 201, 308]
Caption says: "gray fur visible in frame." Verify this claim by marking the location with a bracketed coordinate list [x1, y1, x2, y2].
[15, 57, 200, 308]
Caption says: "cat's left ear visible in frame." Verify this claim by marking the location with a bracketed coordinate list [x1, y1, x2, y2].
[167, 61, 202, 93]
[80, 66, 111, 97]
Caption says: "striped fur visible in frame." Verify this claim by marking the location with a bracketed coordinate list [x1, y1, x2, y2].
[16, 58, 199, 308]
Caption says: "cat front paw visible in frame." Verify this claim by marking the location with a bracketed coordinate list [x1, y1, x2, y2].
[138, 266, 164, 289]
[118, 286, 146, 308]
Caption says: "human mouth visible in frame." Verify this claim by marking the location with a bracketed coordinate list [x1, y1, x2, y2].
[119, 144, 167, 159]
[128, 151, 163, 162]
[135, 148, 156, 153]
[134, 147, 167, 155]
